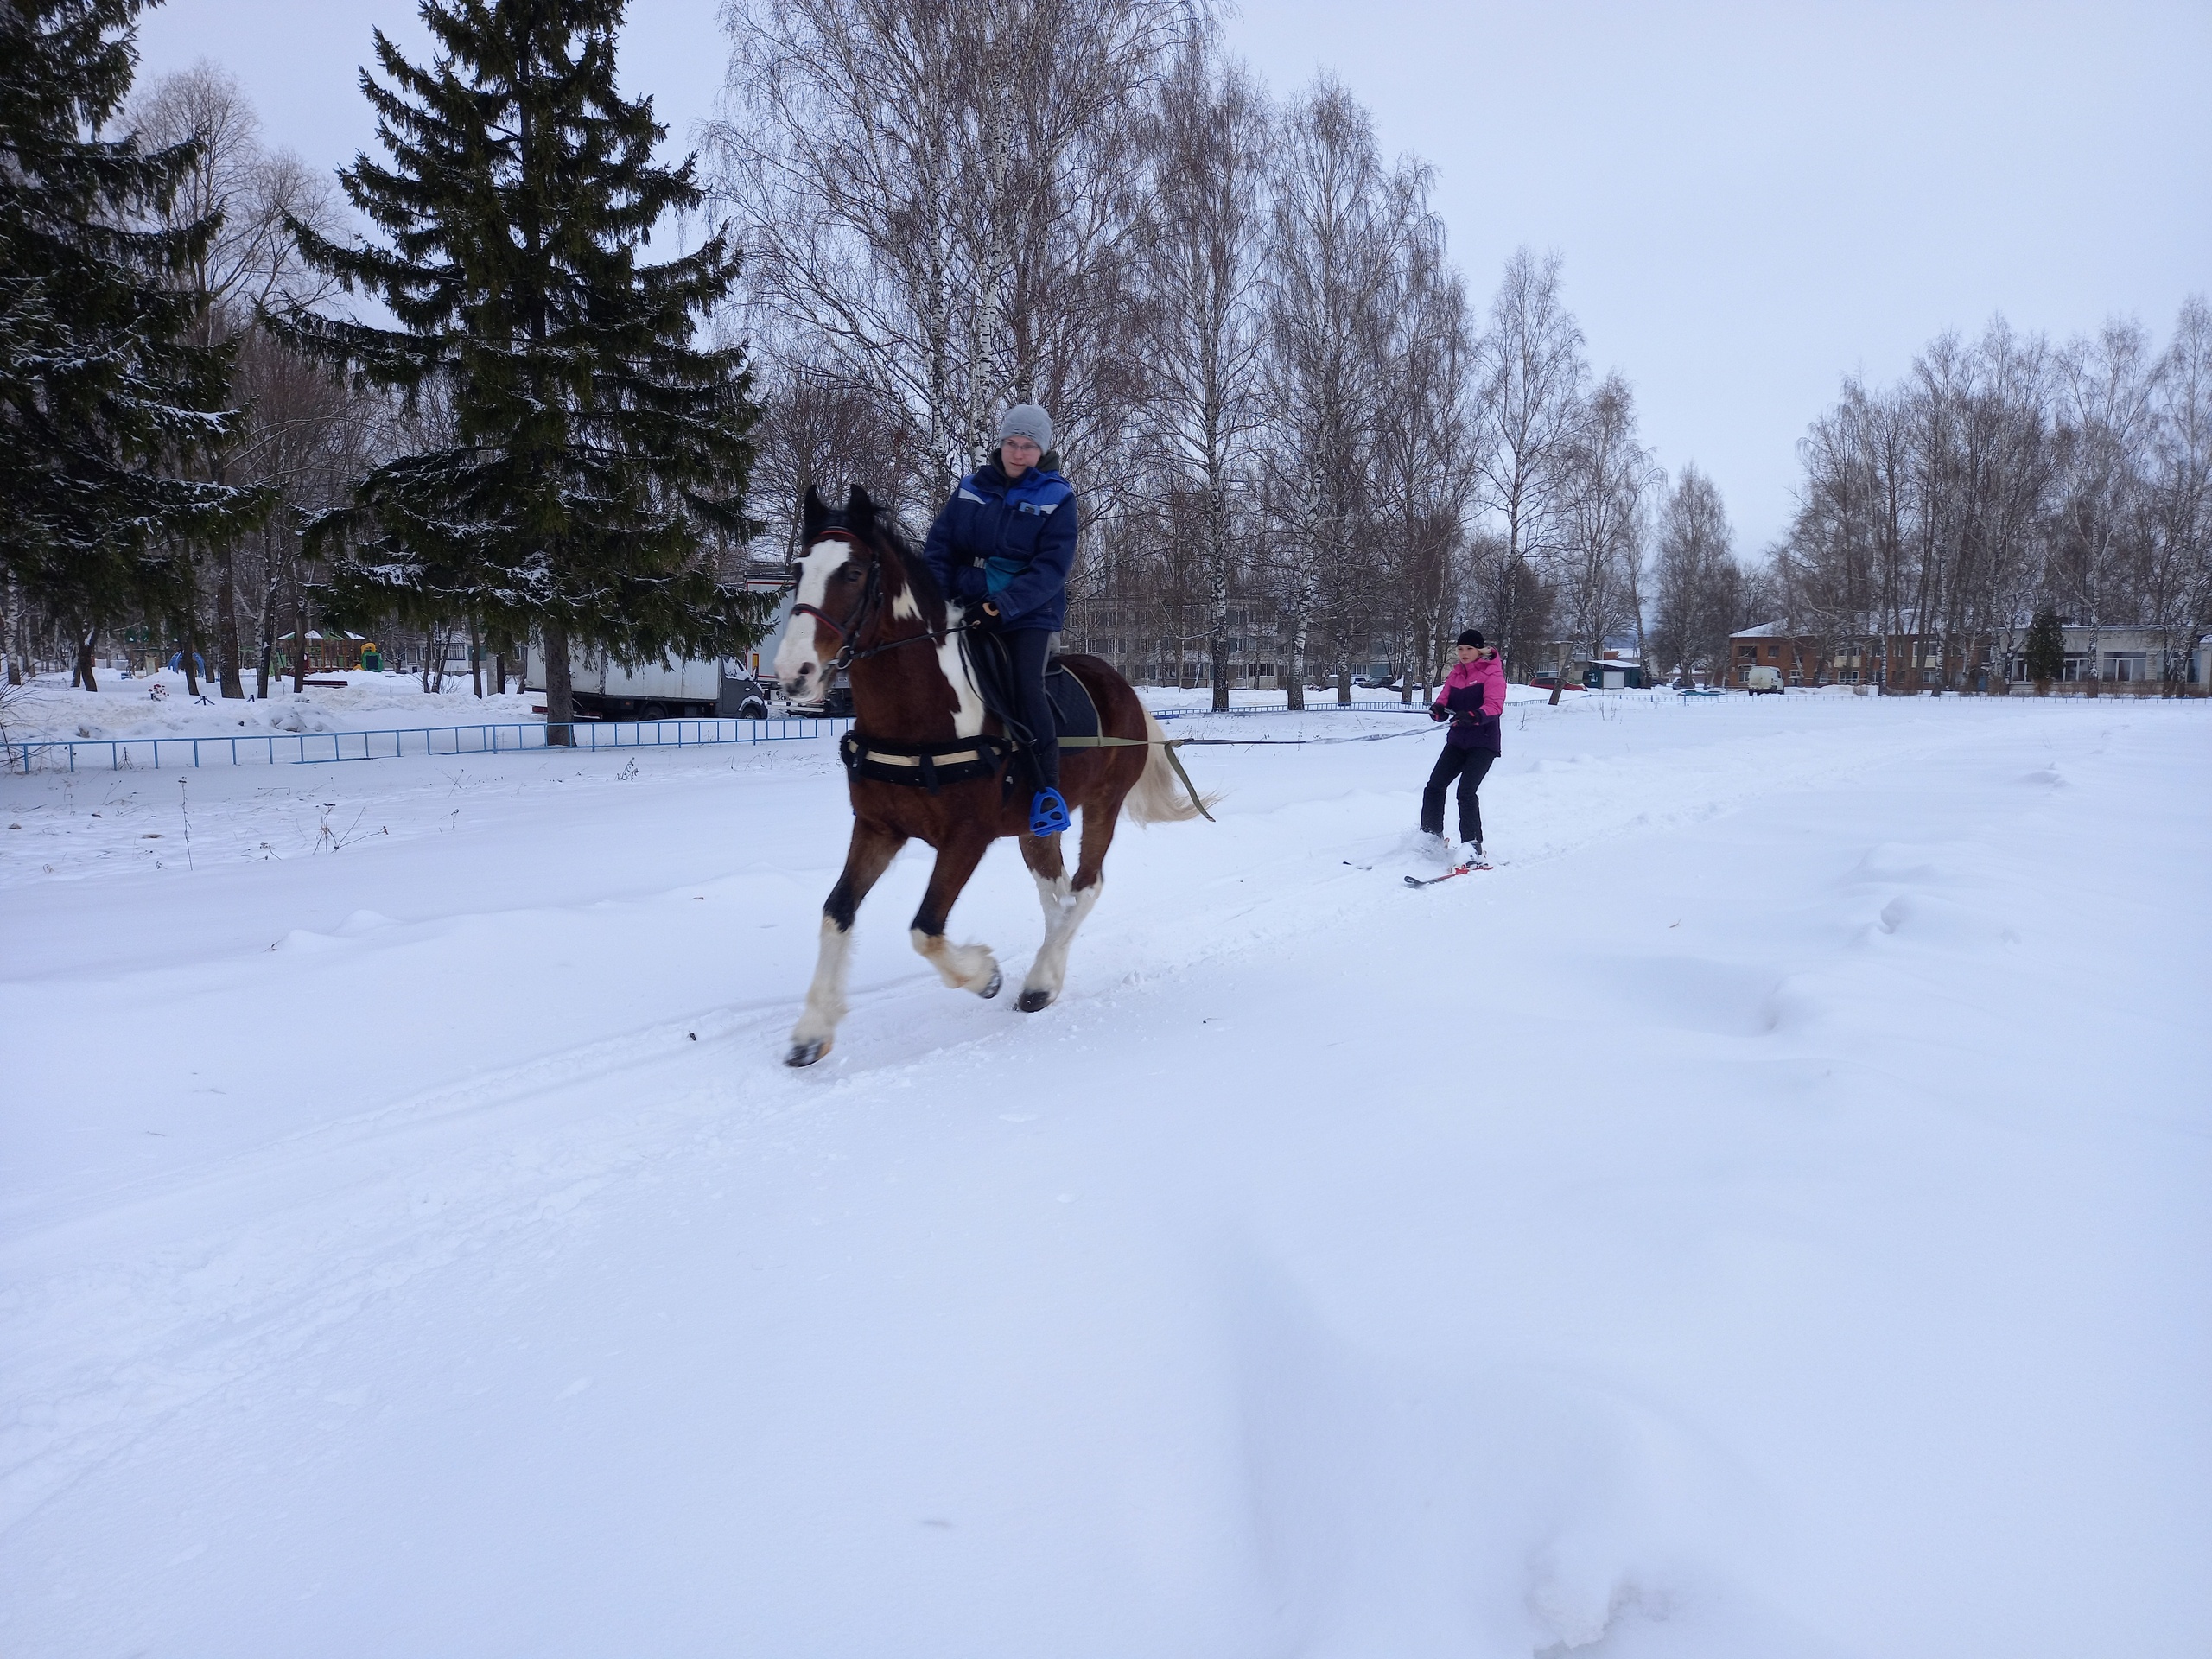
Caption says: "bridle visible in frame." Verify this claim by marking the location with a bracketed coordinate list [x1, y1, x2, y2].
[789, 529, 879, 672]
[790, 526, 979, 672]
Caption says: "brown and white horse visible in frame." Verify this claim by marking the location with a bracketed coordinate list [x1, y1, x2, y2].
[773, 486, 1204, 1067]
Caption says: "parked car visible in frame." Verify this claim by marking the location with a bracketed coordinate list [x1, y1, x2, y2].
[774, 668, 853, 719]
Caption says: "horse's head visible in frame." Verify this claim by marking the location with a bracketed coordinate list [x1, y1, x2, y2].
[775, 483, 889, 699]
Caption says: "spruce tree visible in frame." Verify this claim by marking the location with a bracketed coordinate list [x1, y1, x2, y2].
[0, 0, 264, 690]
[2022, 605, 2065, 693]
[277, 0, 763, 735]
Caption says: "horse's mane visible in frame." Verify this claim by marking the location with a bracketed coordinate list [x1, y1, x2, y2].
[874, 515, 949, 620]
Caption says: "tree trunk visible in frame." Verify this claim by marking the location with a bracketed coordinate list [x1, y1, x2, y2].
[543, 621, 575, 744]
[1335, 662, 1351, 705]
[470, 616, 484, 697]
[1548, 640, 1573, 706]
[1206, 480, 1230, 713]
[75, 626, 100, 693]
[181, 617, 200, 696]
[214, 543, 245, 698]
[1284, 606, 1307, 712]
[256, 596, 275, 699]
[291, 586, 309, 694]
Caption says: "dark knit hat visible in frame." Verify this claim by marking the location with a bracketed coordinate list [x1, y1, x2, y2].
[1456, 629, 1484, 647]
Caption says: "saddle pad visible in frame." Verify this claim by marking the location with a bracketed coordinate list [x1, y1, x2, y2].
[1044, 661, 1102, 741]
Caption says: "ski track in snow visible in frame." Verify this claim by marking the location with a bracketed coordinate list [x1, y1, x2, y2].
[3, 691, 2209, 1656]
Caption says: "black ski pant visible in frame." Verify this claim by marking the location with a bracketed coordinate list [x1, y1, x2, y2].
[1421, 744, 1494, 845]
[1000, 627, 1059, 792]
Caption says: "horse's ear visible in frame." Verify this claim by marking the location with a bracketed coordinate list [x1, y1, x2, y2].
[846, 484, 877, 536]
[801, 484, 827, 541]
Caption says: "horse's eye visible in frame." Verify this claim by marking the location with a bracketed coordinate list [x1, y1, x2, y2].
[836, 567, 859, 582]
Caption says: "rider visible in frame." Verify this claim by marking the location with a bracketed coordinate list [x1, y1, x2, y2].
[922, 404, 1078, 836]
[1422, 629, 1507, 863]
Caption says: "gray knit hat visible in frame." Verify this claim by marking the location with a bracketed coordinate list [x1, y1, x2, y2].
[997, 404, 1053, 454]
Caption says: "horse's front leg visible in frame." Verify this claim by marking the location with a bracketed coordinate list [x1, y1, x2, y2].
[786, 819, 906, 1067]
[1014, 807, 1113, 1013]
[908, 830, 1003, 999]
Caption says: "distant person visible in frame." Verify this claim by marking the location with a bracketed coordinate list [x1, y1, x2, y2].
[922, 404, 1078, 837]
[1421, 630, 1506, 866]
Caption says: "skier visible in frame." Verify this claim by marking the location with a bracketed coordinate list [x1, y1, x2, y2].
[1421, 630, 1506, 867]
[922, 404, 1079, 836]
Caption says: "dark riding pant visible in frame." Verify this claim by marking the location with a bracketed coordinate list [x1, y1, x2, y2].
[1001, 627, 1059, 791]
[1421, 745, 1493, 845]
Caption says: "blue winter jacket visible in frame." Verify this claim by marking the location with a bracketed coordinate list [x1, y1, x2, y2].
[920, 458, 1077, 632]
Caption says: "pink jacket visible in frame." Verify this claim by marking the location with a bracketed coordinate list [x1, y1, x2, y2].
[1432, 655, 1507, 753]
[1432, 656, 1507, 717]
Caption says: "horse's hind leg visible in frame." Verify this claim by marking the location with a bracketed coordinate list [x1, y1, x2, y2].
[1015, 798, 1119, 1013]
[909, 830, 1003, 998]
[787, 819, 906, 1067]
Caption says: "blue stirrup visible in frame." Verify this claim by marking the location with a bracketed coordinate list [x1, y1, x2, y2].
[1029, 787, 1071, 837]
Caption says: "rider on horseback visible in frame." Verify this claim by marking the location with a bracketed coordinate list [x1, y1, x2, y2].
[922, 404, 1078, 836]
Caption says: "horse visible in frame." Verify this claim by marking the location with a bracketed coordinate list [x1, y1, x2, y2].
[772, 485, 1208, 1067]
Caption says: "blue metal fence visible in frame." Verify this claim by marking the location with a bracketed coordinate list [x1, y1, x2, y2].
[4, 715, 853, 772]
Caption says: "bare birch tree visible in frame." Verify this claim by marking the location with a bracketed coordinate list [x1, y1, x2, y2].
[128, 62, 338, 698]
[1140, 46, 1269, 709]
[1544, 373, 1651, 702]
[713, 0, 1185, 509]
[2050, 319, 2159, 695]
[1471, 248, 1586, 679]
[1649, 464, 1739, 680]
[2145, 296, 2212, 686]
[1259, 78, 1427, 708]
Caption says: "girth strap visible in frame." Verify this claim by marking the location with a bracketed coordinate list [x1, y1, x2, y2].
[838, 731, 1009, 794]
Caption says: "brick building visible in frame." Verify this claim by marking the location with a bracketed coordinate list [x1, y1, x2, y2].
[1727, 620, 2212, 691]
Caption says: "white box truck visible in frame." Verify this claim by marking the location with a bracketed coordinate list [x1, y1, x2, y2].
[524, 642, 772, 720]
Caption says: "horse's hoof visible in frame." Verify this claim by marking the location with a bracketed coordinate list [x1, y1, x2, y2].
[1017, 988, 1052, 1014]
[785, 1038, 830, 1067]
[979, 968, 1003, 1000]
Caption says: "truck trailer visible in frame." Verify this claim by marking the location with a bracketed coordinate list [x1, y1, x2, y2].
[523, 643, 773, 720]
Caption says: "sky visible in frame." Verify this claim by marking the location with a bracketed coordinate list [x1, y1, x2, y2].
[132, 0, 2211, 556]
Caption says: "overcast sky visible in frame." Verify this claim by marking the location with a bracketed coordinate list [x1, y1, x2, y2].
[134, 0, 2211, 554]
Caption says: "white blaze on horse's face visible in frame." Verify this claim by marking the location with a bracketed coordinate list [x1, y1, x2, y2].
[775, 537, 857, 696]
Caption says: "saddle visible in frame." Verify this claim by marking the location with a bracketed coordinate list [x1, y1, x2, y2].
[962, 629, 1101, 746]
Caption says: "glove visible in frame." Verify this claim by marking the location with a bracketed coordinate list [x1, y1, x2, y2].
[1429, 705, 1448, 722]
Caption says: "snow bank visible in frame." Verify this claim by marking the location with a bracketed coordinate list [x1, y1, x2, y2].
[2, 694, 2206, 1656]
[3, 667, 538, 742]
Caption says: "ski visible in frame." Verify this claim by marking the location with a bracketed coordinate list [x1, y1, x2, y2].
[1405, 860, 1490, 887]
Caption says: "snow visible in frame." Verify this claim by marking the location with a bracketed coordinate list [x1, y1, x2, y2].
[1, 667, 540, 743]
[3, 690, 2207, 1656]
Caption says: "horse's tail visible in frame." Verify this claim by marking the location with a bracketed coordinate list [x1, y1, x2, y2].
[1123, 710, 1219, 825]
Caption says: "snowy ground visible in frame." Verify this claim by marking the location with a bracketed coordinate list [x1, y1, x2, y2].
[2, 689, 2207, 1657]
[0, 665, 542, 745]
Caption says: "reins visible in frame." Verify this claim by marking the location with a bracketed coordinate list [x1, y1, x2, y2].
[797, 529, 1428, 826]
